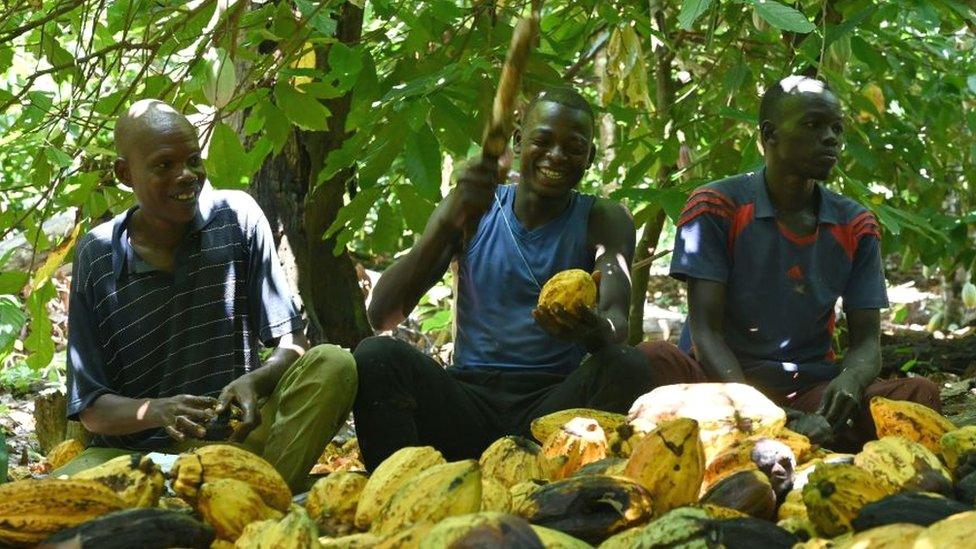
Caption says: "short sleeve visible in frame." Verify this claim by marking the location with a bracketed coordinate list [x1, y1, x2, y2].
[669, 187, 734, 284]
[843, 230, 889, 310]
[66, 238, 114, 420]
[243, 201, 304, 345]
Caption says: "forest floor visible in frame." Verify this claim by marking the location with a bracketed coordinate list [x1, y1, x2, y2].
[2, 270, 975, 478]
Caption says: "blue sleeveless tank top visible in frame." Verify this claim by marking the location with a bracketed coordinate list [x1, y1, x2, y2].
[454, 184, 596, 374]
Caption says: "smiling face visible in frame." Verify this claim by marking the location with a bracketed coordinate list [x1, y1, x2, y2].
[114, 103, 206, 230]
[516, 100, 595, 198]
[762, 84, 844, 182]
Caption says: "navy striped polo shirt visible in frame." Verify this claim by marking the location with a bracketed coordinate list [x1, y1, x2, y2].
[670, 168, 888, 398]
[66, 184, 303, 450]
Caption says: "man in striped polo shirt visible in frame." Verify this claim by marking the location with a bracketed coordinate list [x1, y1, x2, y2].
[638, 76, 940, 448]
[59, 100, 357, 490]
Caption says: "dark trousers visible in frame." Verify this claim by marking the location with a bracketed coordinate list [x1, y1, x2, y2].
[353, 336, 665, 471]
[635, 340, 943, 447]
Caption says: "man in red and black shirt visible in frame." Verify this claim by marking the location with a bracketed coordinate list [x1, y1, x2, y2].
[639, 76, 940, 447]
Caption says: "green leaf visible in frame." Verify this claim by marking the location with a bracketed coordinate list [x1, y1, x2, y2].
[24, 282, 56, 370]
[403, 123, 442, 201]
[275, 83, 331, 131]
[0, 298, 26, 359]
[245, 100, 292, 154]
[44, 146, 73, 168]
[205, 123, 250, 189]
[326, 43, 363, 93]
[372, 202, 402, 253]
[324, 185, 383, 253]
[850, 35, 886, 72]
[824, 6, 877, 47]
[395, 184, 436, 233]
[677, 0, 713, 30]
[750, 0, 815, 33]
[0, 271, 28, 296]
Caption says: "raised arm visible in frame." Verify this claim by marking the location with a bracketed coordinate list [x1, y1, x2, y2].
[368, 156, 499, 331]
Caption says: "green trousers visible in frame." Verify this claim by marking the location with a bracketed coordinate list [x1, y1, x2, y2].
[52, 344, 357, 492]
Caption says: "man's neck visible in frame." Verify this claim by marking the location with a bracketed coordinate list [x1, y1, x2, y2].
[513, 182, 573, 230]
[129, 209, 188, 251]
[764, 163, 817, 215]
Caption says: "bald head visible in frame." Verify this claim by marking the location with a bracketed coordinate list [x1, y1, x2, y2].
[114, 99, 197, 158]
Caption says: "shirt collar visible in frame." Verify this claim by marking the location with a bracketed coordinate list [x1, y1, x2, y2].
[751, 167, 842, 224]
[111, 183, 217, 280]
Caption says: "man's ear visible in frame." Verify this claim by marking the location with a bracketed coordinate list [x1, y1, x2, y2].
[760, 120, 776, 146]
[114, 158, 130, 184]
[586, 142, 596, 168]
[512, 127, 522, 154]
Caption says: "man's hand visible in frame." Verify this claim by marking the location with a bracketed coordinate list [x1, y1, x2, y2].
[150, 394, 216, 442]
[533, 271, 613, 352]
[816, 369, 867, 430]
[786, 410, 833, 445]
[449, 155, 500, 232]
[215, 373, 263, 442]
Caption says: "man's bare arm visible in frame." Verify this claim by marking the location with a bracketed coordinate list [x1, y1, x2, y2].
[369, 156, 499, 331]
[589, 198, 636, 344]
[687, 277, 747, 382]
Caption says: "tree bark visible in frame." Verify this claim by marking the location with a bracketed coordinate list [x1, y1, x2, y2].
[627, 6, 677, 345]
[250, 3, 371, 348]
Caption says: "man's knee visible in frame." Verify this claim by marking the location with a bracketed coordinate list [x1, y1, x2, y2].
[886, 377, 942, 412]
[353, 336, 411, 377]
[635, 340, 708, 384]
[300, 344, 358, 395]
[591, 344, 656, 386]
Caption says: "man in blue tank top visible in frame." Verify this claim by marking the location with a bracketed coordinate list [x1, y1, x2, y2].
[354, 88, 662, 470]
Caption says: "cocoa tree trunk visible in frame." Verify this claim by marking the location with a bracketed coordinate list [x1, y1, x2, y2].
[627, 6, 677, 345]
[250, 4, 371, 348]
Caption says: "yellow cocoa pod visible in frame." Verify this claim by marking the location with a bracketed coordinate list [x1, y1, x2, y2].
[46, 438, 85, 470]
[197, 478, 282, 541]
[802, 463, 894, 537]
[530, 524, 593, 548]
[834, 523, 922, 549]
[510, 479, 548, 511]
[869, 397, 955, 454]
[541, 417, 608, 480]
[0, 478, 126, 546]
[777, 517, 817, 539]
[627, 383, 786, 464]
[914, 510, 976, 548]
[940, 425, 976, 474]
[777, 488, 808, 522]
[479, 435, 544, 488]
[537, 269, 596, 313]
[71, 453, 165, 508]
[481, 476, 512, 512]
[305, 471, 367, 536]
[963, 282, 976, 309]
[170, 444, 291, 512]
[355, 446, 445, 530]
[374, 522, 433, 549]
[531, 408, 626, 445]
[371, 460, 482, 536]
[418, 511, 543, 548]
[235, 506, 318, 549]
[622, 417, 704, 515]
[854, 436, 952, 494]
[318, 533, 381, 548]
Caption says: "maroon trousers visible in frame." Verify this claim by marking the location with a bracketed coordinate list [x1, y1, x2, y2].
[635, 341, 942, 446]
